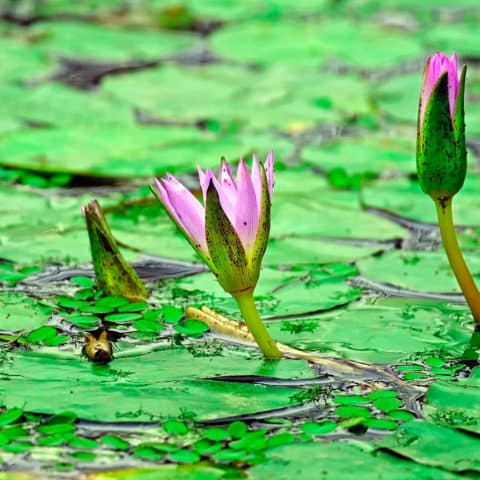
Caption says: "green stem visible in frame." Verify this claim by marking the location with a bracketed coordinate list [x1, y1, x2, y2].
[461, 326, 480, 361]
[233, 292, 282, 359]
[435, 197, 480, 324]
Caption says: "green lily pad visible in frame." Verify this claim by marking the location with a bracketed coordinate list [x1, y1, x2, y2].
[302, 134, 415, 175]
[362, 175, 480, 227]
[86, 464, 226, 479]
[377, 420, 480, 472]
[0, 292, 50, 331]
[211, 18, 422, 68]
[0, 349, 314, 421]
[104, 64, 371, 129]
[175, 264, 360, 318]
[0, 38, 50, 83]
[424, 376, 480, 434]
[270, 297, 471, 363]
[251, 441, 463, 479]
[0, 84, 134, 131]
[25, 21, 196, 62]
[357, 249, 480, 293]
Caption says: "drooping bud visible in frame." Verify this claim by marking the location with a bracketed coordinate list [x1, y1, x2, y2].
[417, 52, 467, 202]
[82, 200, 148, 302]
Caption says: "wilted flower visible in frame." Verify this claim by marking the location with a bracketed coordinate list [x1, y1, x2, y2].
[152, 152, 281, 358]
[417, 52, 466, 200]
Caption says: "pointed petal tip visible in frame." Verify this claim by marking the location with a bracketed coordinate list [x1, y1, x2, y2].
[91, 200, 101, 215]
[204, 168, 215, 183]
[266, 150, 274, 163]
[153, 177, 166, 194]
[205, 173, 217, 193]
[82, 200, 101, 218]
[264, 151, 275, 199]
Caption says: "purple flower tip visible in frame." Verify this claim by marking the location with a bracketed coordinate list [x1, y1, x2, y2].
[420, 51, 459, 125]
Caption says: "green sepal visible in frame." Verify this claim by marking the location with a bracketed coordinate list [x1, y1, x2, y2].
[205, 181, 253, 295]
[249, 162, 271, 274]
[417, 71, 467, 199]
[83, 201, 148, 302]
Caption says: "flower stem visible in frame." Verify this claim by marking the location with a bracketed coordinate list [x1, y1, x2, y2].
[435, 197, 480, 323]
[233, 293, 282, 359]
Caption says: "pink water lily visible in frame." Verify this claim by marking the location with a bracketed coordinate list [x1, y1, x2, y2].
[419, 52, 459, 126]
[153, 152, 274, 295]
[153, 151, 281, 358]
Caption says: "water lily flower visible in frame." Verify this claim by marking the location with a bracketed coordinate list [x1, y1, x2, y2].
[417, 52, 466, 200]
[416, 53, 480, 324]
[152, 152, 281, 358]
[82, 200, 148, 302]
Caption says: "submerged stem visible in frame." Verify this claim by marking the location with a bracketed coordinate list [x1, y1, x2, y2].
[436, 197, 480, 323]
[233, 292, 282, 359]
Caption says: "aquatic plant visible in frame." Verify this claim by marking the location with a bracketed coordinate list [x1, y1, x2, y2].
[416, 52, 480, 323]
[152, 153, 281, 358]
[82, 200, 148, 302]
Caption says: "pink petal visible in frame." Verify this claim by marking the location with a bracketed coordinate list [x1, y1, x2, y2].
[264, 150, 274, 200]
[197, 167, 208, 204]
[154, 178, 179, 224]
[234, 158, 259, 253]
[218, 158, 237, 206]
[157, 174, 208, 255]
[201, 167, 236, 227]
[419, 56, 433, 126]
[420, 52, 459, 126]
[91, 199, 101, 217]
[447, 53, 459, 116]
[251, 154, 263, 211]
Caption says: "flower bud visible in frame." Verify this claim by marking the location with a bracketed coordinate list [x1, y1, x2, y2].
[82, 200, 148, 301]
[417, 52, 467, 202]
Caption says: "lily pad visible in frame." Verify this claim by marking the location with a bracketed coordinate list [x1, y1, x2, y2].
[270, 297, 472, 363]
[357, 249, 480, 293]
[377, 420, 480, 473]
[0, 349, 314, 421]
[25, 22, 196, 62]
[424, 376, 480, 434]
[0, 292, 50, 331]
[251, 441, 463, 479]
[174, 264, 360, 318]
[211, 18, 423, 68]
